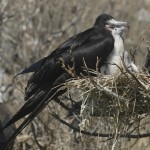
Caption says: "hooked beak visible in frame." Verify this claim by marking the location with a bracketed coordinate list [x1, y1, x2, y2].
[107, 19, 129, 29]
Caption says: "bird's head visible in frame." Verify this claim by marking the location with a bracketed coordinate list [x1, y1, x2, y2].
[94, 14, 129, 30]
[111, 27, 125, 37]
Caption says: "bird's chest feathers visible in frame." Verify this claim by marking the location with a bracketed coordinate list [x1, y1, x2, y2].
[104, 36, 124, 75]
[112, 37, 124, 56]
[108, 36, 124, 64]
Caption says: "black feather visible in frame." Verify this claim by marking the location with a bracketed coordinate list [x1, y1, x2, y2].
[4, 14, 114, 130]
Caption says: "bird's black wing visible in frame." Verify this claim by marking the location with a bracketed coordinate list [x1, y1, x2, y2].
[49, 28, 94, 58]
[15, 28, 94, 76]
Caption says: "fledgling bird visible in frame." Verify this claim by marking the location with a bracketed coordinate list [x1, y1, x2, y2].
[101, 27, 139, 74]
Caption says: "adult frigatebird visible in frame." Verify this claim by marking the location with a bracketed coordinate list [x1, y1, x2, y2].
[3, 14, 129, 130]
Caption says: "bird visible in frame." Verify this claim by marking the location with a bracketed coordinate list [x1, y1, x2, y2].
[3, 14, 129, 131]
[101, 26, 139, 74]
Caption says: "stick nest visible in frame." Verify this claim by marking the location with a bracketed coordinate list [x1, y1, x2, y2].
[65, 71, 150, 131]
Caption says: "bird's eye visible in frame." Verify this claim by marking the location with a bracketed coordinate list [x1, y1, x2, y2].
[110, 26, 115, 29]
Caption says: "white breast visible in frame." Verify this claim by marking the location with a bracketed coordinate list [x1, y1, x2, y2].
[104, 36, 125, 75]
[100, 27, 139, 75]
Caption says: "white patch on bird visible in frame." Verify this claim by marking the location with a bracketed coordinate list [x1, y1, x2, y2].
[103, 27, 125, 75]
[101, 27, 139, 75]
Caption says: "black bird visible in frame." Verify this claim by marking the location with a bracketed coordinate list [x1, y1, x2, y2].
[4, 14, 129, 130]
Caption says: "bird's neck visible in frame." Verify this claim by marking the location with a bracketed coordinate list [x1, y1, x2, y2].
[113, 35, 124, 55]
[114, 35, 122, 41]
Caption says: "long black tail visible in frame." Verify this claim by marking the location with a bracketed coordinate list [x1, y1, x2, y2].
[2, 87, 50, 130]
[3, 86, 56, 149]
[3, 73, 70, 130]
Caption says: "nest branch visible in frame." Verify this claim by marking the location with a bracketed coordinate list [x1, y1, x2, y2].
[60, 59, 150, 139]
[50, 111, 150, 139]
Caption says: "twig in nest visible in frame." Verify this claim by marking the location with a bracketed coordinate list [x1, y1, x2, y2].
[130, 49, 137, 63]
[82, 58, 92, 78]
[31, 122, 45, 149]
[58, 57, 76, 77]
[49, 111, 150, 139]
[89, 78, 127, 102]
[121, 56, 149, 91]
[96, 57, 101, 77]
